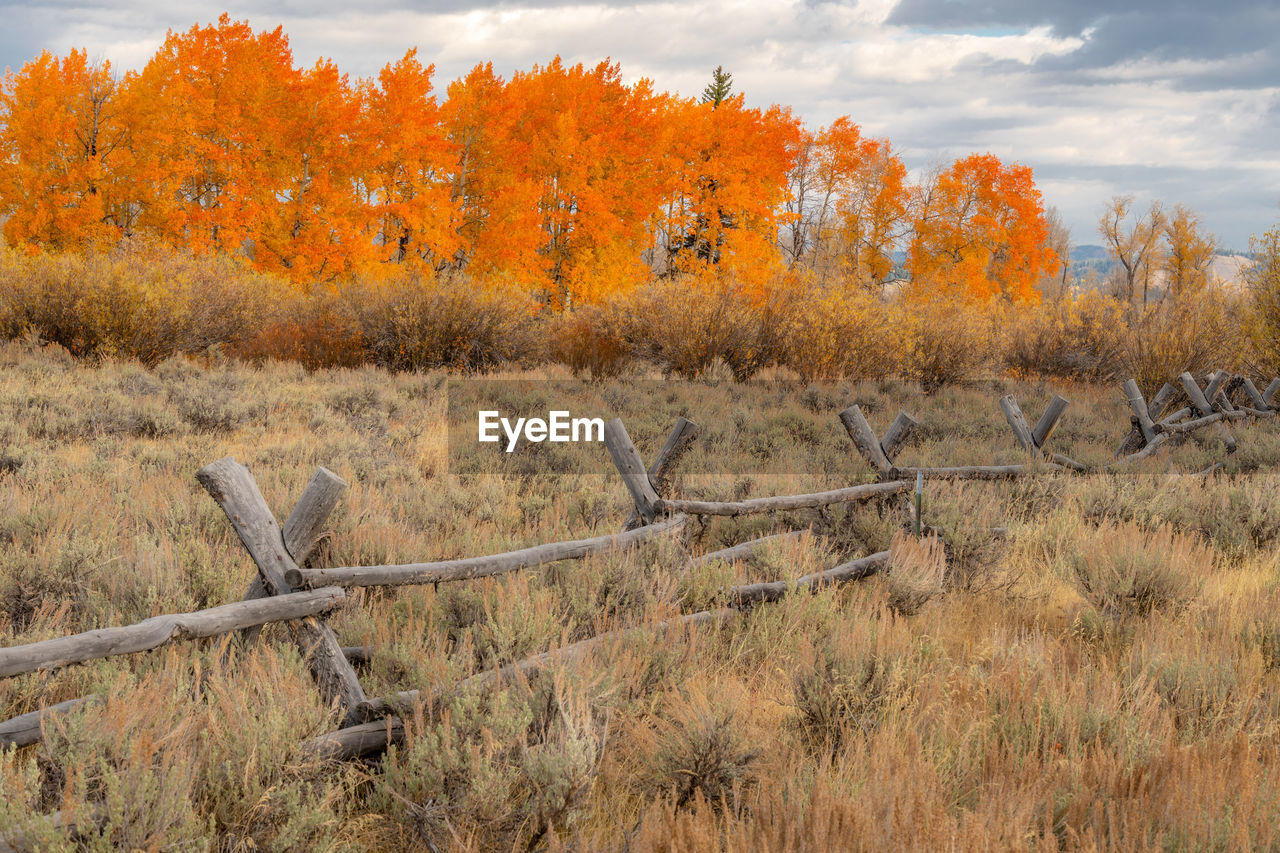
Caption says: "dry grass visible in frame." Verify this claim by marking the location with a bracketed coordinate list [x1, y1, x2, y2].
[1, 346, 1280, 849]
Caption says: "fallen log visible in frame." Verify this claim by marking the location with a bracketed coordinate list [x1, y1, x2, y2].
[0, 644, 374, 751]
[658, 480, 909, 517]
[306, 608, 736, 760]
[895, 464, 1060, 480]
[313, 547, 895, 760]
[728, 550, 890, 605]
[288, 514, 690, 589]
[0, 588, 346, 679]
[0, 696, 100, 751]
[688, 530, 809, 568]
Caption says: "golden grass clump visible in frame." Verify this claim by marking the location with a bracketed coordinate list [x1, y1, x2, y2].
[1065, 521, 1213, 620]
[885, 530, 947, 616]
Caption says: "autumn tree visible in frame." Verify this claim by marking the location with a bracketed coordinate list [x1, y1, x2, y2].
[439, 62, 508, 274]
[907, 153, 1055, 302]
[661, 77, 801, 293]
[1098, 195, 1165, 308]
[1160, 203, 1216, 301]
[439, 58, 673, 306]
[253, 58, 374, 282]
[360, 49, 459, 274]
[787, 117, 908, 288]
[0, 50, 129, 248]
[124, 15, 302, 258]
[1247, 221, 1280, 371]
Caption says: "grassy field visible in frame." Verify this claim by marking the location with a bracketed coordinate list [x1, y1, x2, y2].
[2, 342, 1280, 850]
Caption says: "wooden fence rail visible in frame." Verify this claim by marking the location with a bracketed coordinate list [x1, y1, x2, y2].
[0, 588, 345, 679]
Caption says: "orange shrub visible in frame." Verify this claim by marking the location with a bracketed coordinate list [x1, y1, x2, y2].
[620, 276, 785, 380]
[546, 303, 630, 380]
[0, 239, 280, 364]
[777, 280, 897, 381]
[356, 274, 544, 373]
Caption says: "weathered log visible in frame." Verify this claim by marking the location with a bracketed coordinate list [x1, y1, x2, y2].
[602, 418, 661, 523]
[1121, 432, 1171, 462]
[1031, 395, 1070, 448]
[999, 395, 1040, 456]
[0, 643, 374, 751]
[0, 808, 103, 853]
[1148, 382, 1177, 420]
[307, 608, 736, 759]
[1203, 371, 1230, 405]
[320, 544, 896, 759]
[622, 417, 700, 531]
[0, 588, 345, 679]
[1180, 372, 1214, 417]
[341, 646, 371, 666]
[729, 550, 890, 605]
[1162, 412, 1226, 434]
[1192, 461, 1227, 478]
[1265, 379, 1280, 407]
[1159, 406, 1193, 427]
[1122, 379, 1157, 444]
[1241, 378, 1272, 412]
[239, 466, 348, 644]
[0, 696, 99, 751]
[660, 480, 909, 517]
[1213, 390, 1237, 413]
[288, 514, 690, 589]
[196, 457, 367, 719]
[895, 464, 1056, 480]
[879, 411, 919, 461]
[839, 405, 893, 477]
[1049, 452, 1089, 472]
[688, 530, 808, 568]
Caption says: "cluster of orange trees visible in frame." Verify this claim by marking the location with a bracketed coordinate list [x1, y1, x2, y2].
[0, 15, 1058, 307]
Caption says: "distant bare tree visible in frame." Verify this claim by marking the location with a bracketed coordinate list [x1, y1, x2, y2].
[1099, 195, 1165, 308]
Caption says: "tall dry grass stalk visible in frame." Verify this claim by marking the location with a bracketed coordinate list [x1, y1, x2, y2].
[885, 530, 947, 616]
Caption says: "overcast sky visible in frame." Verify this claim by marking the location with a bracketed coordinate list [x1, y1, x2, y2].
[3, 0, 1277, 249]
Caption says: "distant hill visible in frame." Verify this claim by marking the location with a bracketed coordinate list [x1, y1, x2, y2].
[1066, 245, 1255, 294]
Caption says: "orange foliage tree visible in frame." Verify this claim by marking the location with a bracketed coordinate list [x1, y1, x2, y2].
[124, 15, 301, 260]
[786, 117, 908, 288]
[907, 153, 1056, 302]
[660, 92, 802, 294]
[457, 58, 671, 307]
[361, 49, 459, 275]
[0, 50, 129, 248]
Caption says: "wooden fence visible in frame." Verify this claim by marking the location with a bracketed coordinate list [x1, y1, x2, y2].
[2, 369, 1278, 770]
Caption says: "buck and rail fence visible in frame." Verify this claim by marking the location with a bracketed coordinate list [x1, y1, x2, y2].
[1, 369, 1277, 777]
